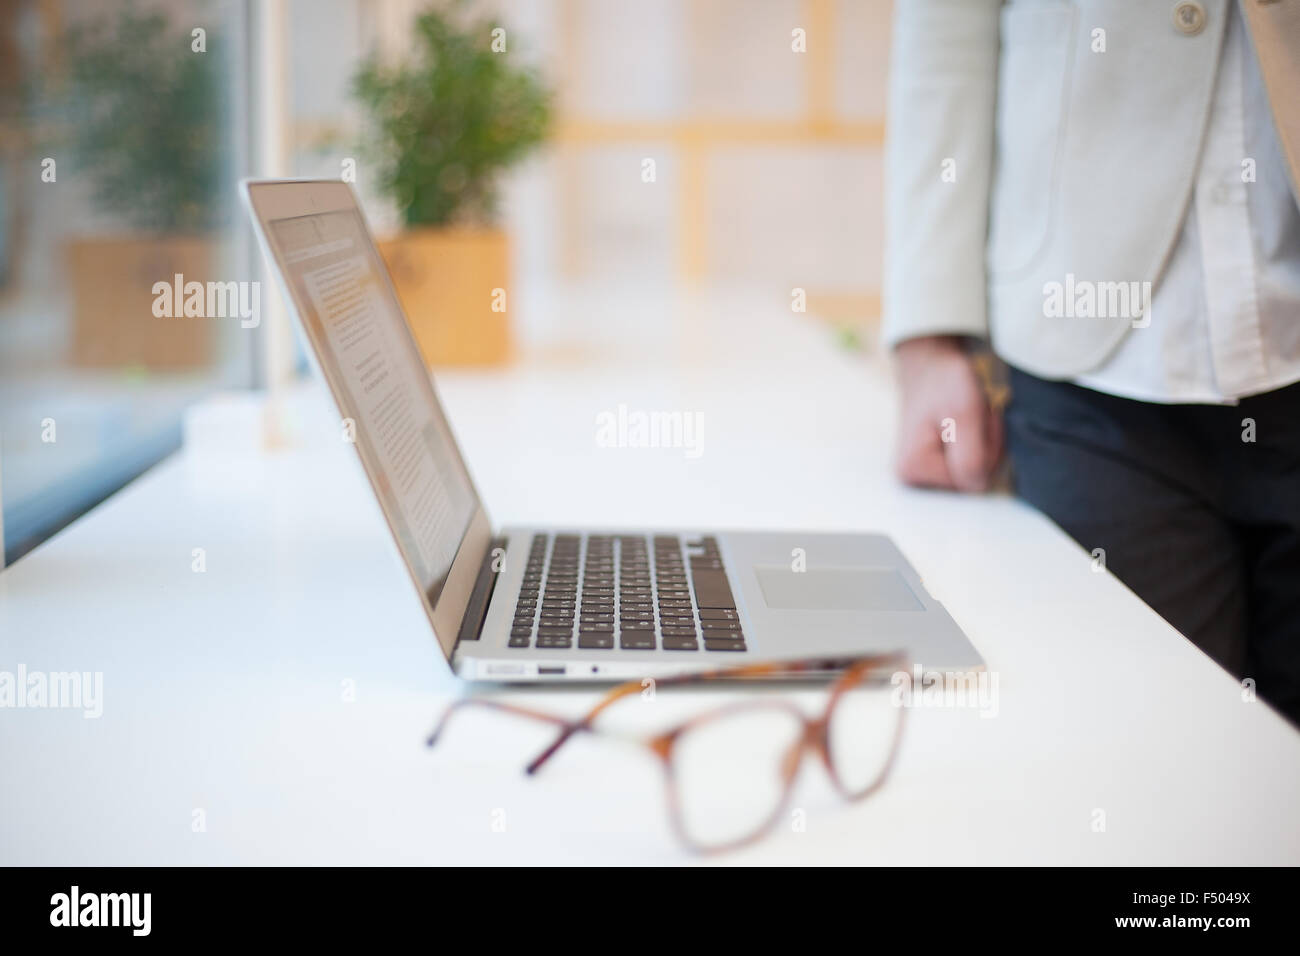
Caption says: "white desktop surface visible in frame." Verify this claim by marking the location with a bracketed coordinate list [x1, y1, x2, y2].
[2, 300, 1298, 865]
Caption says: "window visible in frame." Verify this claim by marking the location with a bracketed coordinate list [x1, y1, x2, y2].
[0, 0, 256, 563]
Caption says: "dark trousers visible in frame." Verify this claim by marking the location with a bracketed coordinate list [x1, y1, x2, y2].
[1005, 366, 1300, 728]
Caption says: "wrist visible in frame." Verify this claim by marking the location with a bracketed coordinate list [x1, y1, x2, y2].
[894, 334, 971, 364]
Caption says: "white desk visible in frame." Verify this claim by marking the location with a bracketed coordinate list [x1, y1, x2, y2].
[2, 297, 1298, 865]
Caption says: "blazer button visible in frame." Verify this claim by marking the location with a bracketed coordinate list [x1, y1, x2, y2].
[1173, 1, 1207, 35]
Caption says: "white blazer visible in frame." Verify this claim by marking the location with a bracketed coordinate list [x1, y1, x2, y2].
[883, 0, 1300, 379]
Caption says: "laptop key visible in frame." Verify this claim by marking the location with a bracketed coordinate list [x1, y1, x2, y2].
[690, 568, 736, 609]
[698, 608, 738, 621]
[704, 638, 747, 652]
[578, 634, 615, 649]
[619, 633, 656, 650]
[662, 637, 699, 651]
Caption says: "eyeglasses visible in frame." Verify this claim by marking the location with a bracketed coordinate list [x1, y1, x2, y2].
[427, 652, 909, 853]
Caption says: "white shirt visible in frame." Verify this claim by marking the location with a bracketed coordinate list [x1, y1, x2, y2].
[1076, 4, 1300, 405]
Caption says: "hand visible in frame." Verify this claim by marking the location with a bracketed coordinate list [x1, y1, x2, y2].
[892, 335, 1003, 492]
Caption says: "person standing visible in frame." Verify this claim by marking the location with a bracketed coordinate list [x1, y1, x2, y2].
[885, 0, 1300, 724]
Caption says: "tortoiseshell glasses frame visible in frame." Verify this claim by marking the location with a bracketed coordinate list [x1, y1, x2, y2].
[427, 652, 909, 853]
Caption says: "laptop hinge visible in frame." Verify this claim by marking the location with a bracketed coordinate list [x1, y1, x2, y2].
[456, 535, 506, 646]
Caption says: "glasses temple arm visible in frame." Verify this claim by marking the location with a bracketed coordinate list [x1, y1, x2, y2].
[523, 680, 646, 774]
[427, 697, 574, 749]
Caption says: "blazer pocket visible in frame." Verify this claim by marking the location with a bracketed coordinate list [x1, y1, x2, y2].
[987, 0, 1077, 278]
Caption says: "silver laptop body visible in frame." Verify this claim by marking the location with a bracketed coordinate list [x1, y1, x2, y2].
[243, 180, 983, 683]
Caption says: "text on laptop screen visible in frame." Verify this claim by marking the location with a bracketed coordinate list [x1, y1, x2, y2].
[270, 209, 476, 604]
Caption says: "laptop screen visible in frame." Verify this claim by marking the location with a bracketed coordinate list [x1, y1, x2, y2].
[267, 207, 478, 606]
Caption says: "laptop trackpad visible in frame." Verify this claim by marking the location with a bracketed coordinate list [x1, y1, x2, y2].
[755, 566, 923, 611]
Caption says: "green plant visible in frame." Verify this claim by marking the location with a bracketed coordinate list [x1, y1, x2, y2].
[63, 7, 228, 233]
[353, 3, 551, 228]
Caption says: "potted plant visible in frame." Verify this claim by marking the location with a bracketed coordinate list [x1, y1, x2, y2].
[353, 3, 550, 366]
[60, 7, 228, 369]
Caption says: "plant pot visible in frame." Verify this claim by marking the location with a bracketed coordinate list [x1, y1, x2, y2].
[68, 236, 216, 369]
[377, 227, 511, 367]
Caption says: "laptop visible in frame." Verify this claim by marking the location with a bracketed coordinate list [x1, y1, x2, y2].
[243, 179, 983, 682]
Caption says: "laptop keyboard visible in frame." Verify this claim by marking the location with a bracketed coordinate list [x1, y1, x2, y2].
[507, 534, 746, 652]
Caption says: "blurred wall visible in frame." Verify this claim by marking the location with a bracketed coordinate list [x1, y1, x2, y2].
[286, 0, 893, 343]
